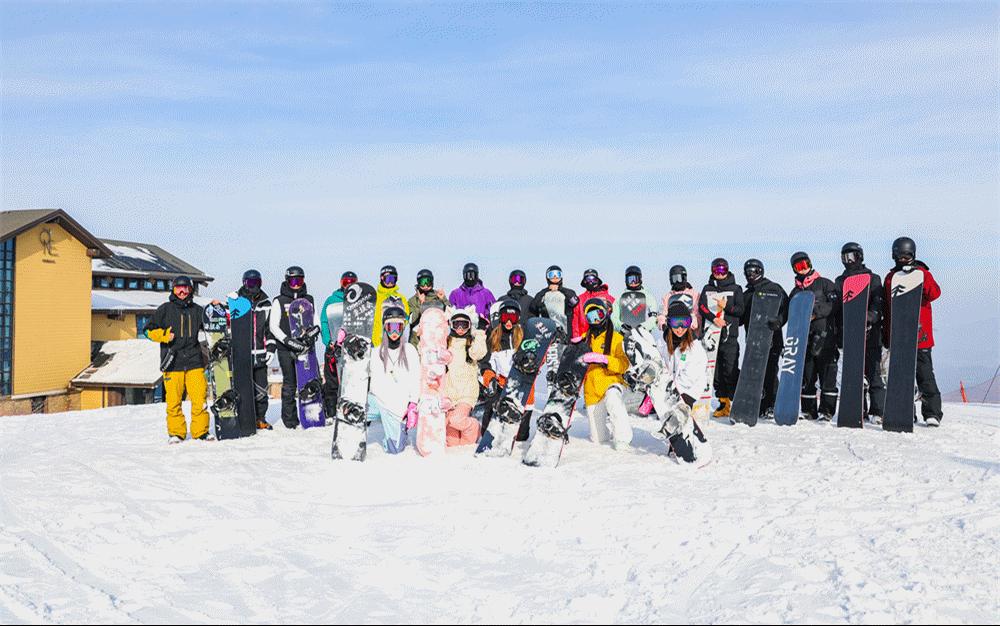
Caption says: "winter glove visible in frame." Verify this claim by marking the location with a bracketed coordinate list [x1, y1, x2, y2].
[638, 395, 654, 416]
[766, 317, 782, 331]
[147, 327, 174, 344]
[335, 328, 347, 346]
[285, 338, 307, 353]
[483, 377, 501, 400]
[405, 402, 418, 429]
[582, 352, 609, 365]
[554, 326, 567, 343]
[254, 351, 271, 367]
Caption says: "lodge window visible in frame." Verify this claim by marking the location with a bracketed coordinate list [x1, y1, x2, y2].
[113, 277, 125, 289]
[127, 278, 139, 290]
[0, 238, 13, 396]
[144, 280, 153, 290]
[93, 276, 111, 289]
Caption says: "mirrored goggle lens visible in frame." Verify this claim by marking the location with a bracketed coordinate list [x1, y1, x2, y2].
[842, 251, 859, 264]
[668, 316, 692, 329]
[450, 319, 471, 331]
[626, 274, 641, 284]
[382, 274, 397, 286]
[712, 265, 728, 275]
[585, 308, 607, 324]
[510, 274, 525, 286]
[288, 277, 304, 288]
[500, 312, 520, 324]
[464, 271, 477, 281]
[670, 273, 685, 285]
[745, 266, 763, 278]
[243, 278, 262, 289]
[418, 277, 433, 287]
[385, 321, 405, 334]
[546, 270, 562, 280]
[173, 285, 191, 295]
[793, 259, 812, 273]
[341, 277, 357, 288]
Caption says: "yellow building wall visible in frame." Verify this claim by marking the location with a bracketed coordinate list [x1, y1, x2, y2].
[80, 388, 107, 411]
[12, 223, 92, 396]
[92, 313, 138, 341]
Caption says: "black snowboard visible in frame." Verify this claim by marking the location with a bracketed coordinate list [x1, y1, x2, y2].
[837, 274, 870, 428]
[522, 339, 590, 468]
[883, 268, 924, 433]
[618, 290, 647, 329]
[730, 289, 783, 426]
[227, 295, 257, 437]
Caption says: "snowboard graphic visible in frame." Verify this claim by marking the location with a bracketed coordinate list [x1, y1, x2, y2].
[289, 298, 326, 429]
[730, 290, 783, 426]
[542, 289, 569, 385]
[522, 339, 589, 468]
[227, 295, 257, 437]
[416, 307, 449, 456]
[692, 292, 725, 420]
[205, 303, 241, 440]
[618, 290, 647, 329]
[477, 317, 558, 457]
[331, 282, 377, 460]
[774, 290, 815, 426]
[837, 275, 870, 429]
[883, 268, 924, 433]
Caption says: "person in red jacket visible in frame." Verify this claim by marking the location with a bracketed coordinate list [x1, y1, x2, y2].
[883, 237, 943, 426]
[571, 269, 615, 340]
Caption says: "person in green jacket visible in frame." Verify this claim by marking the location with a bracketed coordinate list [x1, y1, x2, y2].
[319, 270, 357, 416]
[407, 268, 448, 346]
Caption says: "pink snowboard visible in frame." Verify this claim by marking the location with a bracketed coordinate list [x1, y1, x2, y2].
[416, 307, 450, 456]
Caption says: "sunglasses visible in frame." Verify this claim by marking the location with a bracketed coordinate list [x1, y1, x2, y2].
[793, 259, 812, 273]
[667, 316, 692, 329]
[585, 307, 607, 324]
[417, 277, 433, 287]
[546, 270, 562, 280]
[500, 311, 520, 325]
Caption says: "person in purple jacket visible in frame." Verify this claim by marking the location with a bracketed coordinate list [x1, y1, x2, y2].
[449, 262, 496, 328]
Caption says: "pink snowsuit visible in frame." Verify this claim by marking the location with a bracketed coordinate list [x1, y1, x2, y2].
[658, 287, 701, 331]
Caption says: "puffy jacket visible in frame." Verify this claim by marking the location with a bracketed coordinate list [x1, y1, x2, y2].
[529, 285, 579, 334]
[663, 339, 708, 400]
[373, 283, 411, 347]
[658, 285, 701, 331]
[582, 327, 630, 406]
[611, 287, 658, 332]
[269, 282, 317, 350]
[883, 261, 940, 350]
[144, 293, 207, 371]
[407, 290, 448, 346]
[444, 329, 488, 406]
[789, 270, 839, 343]
[448, 281, 496, 322]
[571, 285, 616, 341]
[741, 277, 788, 330]
[319, 288, 345, 347]
[699, 274, 744, 342]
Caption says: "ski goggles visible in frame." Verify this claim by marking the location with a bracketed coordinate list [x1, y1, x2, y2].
[500, 311, 520, 325]
[744, 266, 763, 280]
[793, 259, 812, 273]
[841, 251, 861, 265]
[417, 276, 433, 288]
[585, 306, 608, 325]
[340, 276, 357, 289]
[509, 273, 526, 287]
[450, 318, 471, 332]
[582, 276, 601, 289]
[712, 264, 728, 276]
[381, 273, 398, 287]
[669, 272, 686, 286]
[626, 273, 641, 286]
[463, 271, 478, 283]
[667, 315, 692, 330]
[288, 276, 304, 289]
[546, 269, 562, 281]
[172, 285, 192, 297]
[384, 320, 405, 336]
[243, 277, 262, 290]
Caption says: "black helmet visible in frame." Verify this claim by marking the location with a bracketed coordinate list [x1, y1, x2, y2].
[545, 265, 563, 284]
[625, 265, 642, 287]
[498, 298, 521, 315]
[891, 237, 916, 262]
[463, 262, 479, 285]
[509, 269, 526, 288]
[581, 268, 601, 290]
[417, 268, 434, 281]
[379, 265, 398, 287]
[285, 265, 305, 279]
[669, 264, 687, 288]
[790, 251, 812, 273]
[710, 258, 729, 274]
[341, 270, 358, 281]
[242, 269, 262, 294]
[744, 258, 764, 281]
[841, 242, 864, 268]
[172, 275, 193, 288]
[242, 269, 261, 282]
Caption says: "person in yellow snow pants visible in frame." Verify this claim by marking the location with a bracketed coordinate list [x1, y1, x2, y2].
[163, 368, 210, 440]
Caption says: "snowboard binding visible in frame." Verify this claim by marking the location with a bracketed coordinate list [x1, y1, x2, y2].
[536, 412, 569, 441]
[299, 379, 323, 404]
[343, 335, 370, 361]
[555, 371, 583, 397]
[209, 337, 231, 362]
[512, 340, 542, 375]
[212, 389, 236, 413]
[494, 396, 525, 424]
[338, 399, 367, 425]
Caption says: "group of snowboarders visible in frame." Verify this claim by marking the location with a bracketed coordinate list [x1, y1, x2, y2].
[146, 236, 942, 465]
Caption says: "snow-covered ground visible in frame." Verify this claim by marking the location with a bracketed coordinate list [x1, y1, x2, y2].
[1, 402, 997, 624]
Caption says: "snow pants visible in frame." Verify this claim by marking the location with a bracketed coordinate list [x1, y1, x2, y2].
[761, 332, 783, 414]
[366, 394, 408, 454]
[713, 333, 740, 399]
[277, 348, 299, 428]
[916, 348, 943, 420]
[164, 368, 210, 439]
[587, 384, 632, 448]
[447, 402, 480, 446]
[865, 330, 886, 417]
[802, 342, 839, 417]
[322, 344, 341, 417]
[252, 365, 270, 423]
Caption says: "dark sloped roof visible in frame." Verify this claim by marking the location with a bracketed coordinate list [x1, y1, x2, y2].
[95, 239, 213, 283]
[0, 209, 111, 256]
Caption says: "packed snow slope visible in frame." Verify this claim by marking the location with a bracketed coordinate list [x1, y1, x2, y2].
[1, 402, 997, 624]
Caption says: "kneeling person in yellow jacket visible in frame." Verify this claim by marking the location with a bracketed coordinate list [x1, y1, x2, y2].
[145, 276, 211, 443]
[580, 297, 633, 450]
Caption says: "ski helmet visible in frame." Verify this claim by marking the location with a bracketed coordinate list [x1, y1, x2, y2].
[382, 304, 408, 343]
[416, 268, 434, 289]
[790, 251, 812, 274]
[891, 237, 916, 262]
[583, 297, 610, 328]
[666, 300, 693, 329]
[172, 275, 193, 299]
[840, 242, 864, 268]
[449, 309, 473, 335]
[242, 269, 262, 294]
[509, 269, 526, 289]
[711, 258, 729, 276]
[625, 265, 642, 289]
[581, 268, 601, 291]
[498, 298, 521, 326]
[340, 271, 358, 289]
[669, 265, 688, 289]
[379, 265, 398, 288]
[285, 265, 305, 289]
[463, 262, 479, 286]
[744, 258, 764, 282]
[545, 265, 563, 285]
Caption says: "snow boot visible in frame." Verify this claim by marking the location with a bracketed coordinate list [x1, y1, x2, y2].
[712, 397, 731, 418]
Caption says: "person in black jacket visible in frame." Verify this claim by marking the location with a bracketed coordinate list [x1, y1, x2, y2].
[269, 266, 321, 429]
[741, 259, 788, 418]
[789, 251, 840, 420]
[233, 269, 276, 430]
[834, 242, 885, 420]
[698, 258, 744, 418]
[144, 276, 211, 443]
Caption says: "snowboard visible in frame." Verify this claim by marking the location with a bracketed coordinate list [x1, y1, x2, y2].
[691, 292, 725, 420]
[205, 303, 241, 440]
[331, 282, 377, 460]
[324, 299, 345, 346]
[883, 268, 924, 433]
[477, 317, 558, 457]
[730, 289, 783, 426]
[416, 307, 449, 456]
[541, 289, 569, 384]
[837, 274, 870, 429]
[618, 290, 648, 329]
[774, 290, 815, 426]
[288, 298, 326, 429]
[227, 295, 257, 437]
[522, 339, 590, 468]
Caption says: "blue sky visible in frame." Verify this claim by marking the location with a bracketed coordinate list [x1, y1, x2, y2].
[2, 2, 997, 391]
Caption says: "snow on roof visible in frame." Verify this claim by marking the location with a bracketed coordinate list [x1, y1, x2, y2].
[92, 290, 212, 312]
[92, 238, 212, 281]
[73, 339, 163, 387]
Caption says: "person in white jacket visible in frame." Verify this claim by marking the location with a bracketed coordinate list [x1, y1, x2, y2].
[650, 300, 712, 465]
[366, 304, 421, 454]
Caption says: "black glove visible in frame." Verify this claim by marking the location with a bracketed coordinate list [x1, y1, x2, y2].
[255, 351, 271, 367]
[554, 326, 567, 343]
[483, 377, 501, 400]
[301, 325, 321, 347]
[286, 338, 307, 353]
